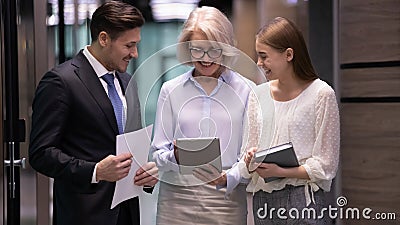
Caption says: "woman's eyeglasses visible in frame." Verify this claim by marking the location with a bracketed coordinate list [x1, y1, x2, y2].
[189, 47, 223, 59]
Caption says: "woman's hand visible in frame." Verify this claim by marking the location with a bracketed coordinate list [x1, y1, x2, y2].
[256, 164, 310, 180]
[192, 164, 227, 186]
[173, 140, 179, 164]
[245, 147, 259, 172]
[255, 163, 282, 179]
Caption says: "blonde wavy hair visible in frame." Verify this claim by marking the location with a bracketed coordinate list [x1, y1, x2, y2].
[177, 6, 238, 66]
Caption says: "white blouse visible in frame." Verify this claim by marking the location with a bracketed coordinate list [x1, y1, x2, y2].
[239, 79, 340, 206]
[150, 69, 254, 194]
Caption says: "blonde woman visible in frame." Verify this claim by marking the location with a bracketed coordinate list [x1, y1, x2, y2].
[150, 6, 254, 225]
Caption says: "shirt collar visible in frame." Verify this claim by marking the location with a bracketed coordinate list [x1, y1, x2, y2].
[183, 68, 233, 85]
[83, 45, 115, 77]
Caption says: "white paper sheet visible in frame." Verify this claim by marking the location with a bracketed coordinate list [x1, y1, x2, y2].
[111, 124, 153, 209]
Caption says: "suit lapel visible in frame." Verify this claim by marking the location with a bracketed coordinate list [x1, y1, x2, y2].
[115, 72, 128, 94]
[72, 51, 119, 135]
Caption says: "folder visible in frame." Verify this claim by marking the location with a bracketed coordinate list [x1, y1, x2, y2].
[253, 142, 299, 182]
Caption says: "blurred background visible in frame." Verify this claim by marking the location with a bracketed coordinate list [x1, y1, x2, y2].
[1, 0, 399, 224]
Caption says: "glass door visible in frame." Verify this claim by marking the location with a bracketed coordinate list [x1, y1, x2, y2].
[2, 1, 101, 224]
[2, 0, 51, 224]
[1, 0, 27, 224]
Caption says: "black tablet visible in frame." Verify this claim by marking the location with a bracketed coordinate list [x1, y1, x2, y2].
[176, 137, 222, 175]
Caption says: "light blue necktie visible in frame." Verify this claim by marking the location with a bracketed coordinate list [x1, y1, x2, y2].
[102, 73, 124, 134]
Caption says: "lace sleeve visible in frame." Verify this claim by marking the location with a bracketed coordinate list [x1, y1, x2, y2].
[303, 86, 340, 182]
[239, 90, 262, 178]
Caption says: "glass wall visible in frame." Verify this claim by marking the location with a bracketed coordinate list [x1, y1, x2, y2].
[134, 21, 189, 127]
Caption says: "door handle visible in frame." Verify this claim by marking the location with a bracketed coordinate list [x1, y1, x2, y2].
[4, 142, 26, 198]
[4, 158, 26, 169]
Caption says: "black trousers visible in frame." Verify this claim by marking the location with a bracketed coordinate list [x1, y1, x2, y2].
[117, 197, 140, 225]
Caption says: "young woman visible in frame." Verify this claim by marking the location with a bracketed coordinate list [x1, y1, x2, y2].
[241, 17, 340, 225]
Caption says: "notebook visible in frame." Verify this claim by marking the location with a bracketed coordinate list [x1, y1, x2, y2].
[253, 142, 299, 182]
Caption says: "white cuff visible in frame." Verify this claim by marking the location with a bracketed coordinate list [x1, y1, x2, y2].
[238, 160, 252, 179]
[91, 163, 99, 183]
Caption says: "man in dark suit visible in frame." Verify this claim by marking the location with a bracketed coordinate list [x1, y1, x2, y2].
[28, 1, 158, 225]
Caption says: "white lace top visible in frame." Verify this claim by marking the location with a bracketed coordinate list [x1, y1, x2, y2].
[238, 79, 340, 206]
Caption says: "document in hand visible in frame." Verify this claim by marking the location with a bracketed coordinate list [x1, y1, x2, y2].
[176, 137, 222, 175]
[111, 124, 153, 209]
[254, 142, 299, 182]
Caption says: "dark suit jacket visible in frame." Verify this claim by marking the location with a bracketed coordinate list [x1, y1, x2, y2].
[29, 51, 142, 225]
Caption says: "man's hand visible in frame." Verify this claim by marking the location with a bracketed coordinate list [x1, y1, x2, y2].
[134, 162, 158, 187]
[96, 153, 132, 182]
[192, 164, 227, 186]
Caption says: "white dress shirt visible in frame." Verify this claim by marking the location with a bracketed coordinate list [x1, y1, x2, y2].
[82, 46, 128, 183]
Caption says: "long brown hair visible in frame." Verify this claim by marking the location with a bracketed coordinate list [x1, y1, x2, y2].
[256, 17, 318, 81]
[90, 1, 145, 41]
